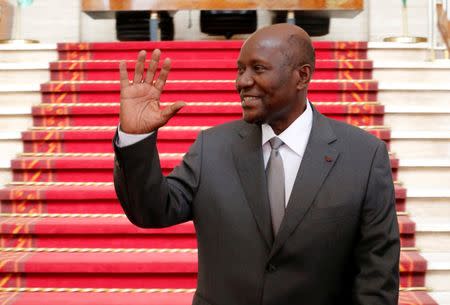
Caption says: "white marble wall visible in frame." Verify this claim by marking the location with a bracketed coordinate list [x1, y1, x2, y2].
[14, 0, 80, 41]
[5, 0, 433, 42]
[369, 0, 429, 41]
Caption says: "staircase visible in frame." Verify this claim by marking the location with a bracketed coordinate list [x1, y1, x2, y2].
[370, 42, 450, 304]
[0, 43, 57, 187]
[0, 41, 443, 304]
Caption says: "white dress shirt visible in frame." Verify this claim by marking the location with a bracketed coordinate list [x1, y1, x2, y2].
[116, 126, 152, 147]
[117, 101, 313, 207]
[261, 101, 313, 206]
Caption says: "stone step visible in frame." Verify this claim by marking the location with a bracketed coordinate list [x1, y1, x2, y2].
[429, 292, 450, 305]
[385, 106, 450, 131]
[373, 60, 450, 83]
[412, 217, 450, 243]
[398, 159, 450, 189]
[378, 82, 450, 108]
[406, 188, 450, 218]
[0, 131, 21, 186]
[0, 44, 57, 63]
[0, 84, 41, 109]
[0, 131, 21, 174]
[422, 252, 450, 291]
[0, 132, 23, 160]
[0, 159, 12, 187]
[0, 108, 32, 132]
[368, 42, 431, 61]
[390, 131, 450, 159]
[414, 219, 450, 252]
[0, 63, 50, 85]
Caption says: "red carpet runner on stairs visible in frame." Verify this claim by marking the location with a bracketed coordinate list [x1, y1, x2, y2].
[0, 41, 438, 305]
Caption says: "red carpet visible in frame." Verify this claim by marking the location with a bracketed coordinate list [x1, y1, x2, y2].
[31, 102, 385, 127]
[0, 214, 413, 248]
[9, 153, 398, 181]
[22, 125, 391, 153]
[0, 40, 437, 305]
[0, 183, 406, 214]
[50, 59, 373, 81]
[57, 41, 369, 60]
[40, 80, 378, 103]
[0, 249, 427, 288]
[0, 291, 438, 305]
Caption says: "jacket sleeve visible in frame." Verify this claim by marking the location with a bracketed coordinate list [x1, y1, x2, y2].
[352, 140, 400, 305]
[113, 129, 203, 228]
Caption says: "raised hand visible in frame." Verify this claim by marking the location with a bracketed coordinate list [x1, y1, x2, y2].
[119, 49, 185, 134]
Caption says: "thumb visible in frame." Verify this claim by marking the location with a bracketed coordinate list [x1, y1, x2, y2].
[161, 101, 186, 121]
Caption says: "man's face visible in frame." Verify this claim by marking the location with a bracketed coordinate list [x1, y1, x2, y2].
[236, 38, 300, 127]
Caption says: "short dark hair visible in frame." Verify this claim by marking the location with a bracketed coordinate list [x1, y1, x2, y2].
[284, 34, 316, 73]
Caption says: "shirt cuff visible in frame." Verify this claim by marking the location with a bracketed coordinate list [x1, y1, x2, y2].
[116, 125, 154, 147]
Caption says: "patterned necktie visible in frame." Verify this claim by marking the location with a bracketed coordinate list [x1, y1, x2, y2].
[266, 137, 285, 236]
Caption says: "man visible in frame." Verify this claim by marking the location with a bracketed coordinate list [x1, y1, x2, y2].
[114, 23, 400, 305]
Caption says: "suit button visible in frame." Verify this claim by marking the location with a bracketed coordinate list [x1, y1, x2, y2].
[266, 264, 277, 273]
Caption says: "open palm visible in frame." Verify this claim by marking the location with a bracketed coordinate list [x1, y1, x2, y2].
[119, 49, 185, 134]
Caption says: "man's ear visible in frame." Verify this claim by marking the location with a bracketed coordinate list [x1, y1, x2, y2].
[296, 64, 313, 90]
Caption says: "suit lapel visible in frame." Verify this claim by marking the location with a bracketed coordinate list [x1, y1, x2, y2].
[269, 107, 340, 259]
[232, 123, 274, 249]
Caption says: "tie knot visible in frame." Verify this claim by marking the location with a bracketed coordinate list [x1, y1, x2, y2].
[269, 137, 284, 150]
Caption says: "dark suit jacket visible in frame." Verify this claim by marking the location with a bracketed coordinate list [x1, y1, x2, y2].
[113, 105, 400, 305]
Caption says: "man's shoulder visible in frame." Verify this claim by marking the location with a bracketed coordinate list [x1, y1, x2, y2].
[323, 114, 384, 148]
[203, 120, 251, 137]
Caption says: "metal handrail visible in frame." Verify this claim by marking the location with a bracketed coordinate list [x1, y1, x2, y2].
[429, 0, 449, 59]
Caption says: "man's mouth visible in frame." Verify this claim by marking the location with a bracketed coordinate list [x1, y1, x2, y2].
[241, 96, 260, 107]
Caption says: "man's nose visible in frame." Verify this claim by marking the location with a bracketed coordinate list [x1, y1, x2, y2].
[236, 70, 254, 90]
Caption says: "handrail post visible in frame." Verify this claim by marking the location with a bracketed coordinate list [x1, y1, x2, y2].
[447, 0, 450, 22]
[150, 12, 159, 41]
[428, 0, 436, 60]
[446, 0, 450, 59]
[287, 11, 295, 24]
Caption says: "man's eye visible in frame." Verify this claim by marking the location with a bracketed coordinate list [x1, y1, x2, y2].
[254, 65, 265, 72]
[237, 67, 244, 74]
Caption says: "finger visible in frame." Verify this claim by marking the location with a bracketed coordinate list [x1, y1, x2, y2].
[154, 57, 171, 92]
[161, 101, 186, 121]
[145, 49, 161, 84]
[133, 50, 146, 84]
[119, 61, 129, 89]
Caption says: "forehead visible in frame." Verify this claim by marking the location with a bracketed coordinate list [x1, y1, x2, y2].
[237, 36, 286, 63]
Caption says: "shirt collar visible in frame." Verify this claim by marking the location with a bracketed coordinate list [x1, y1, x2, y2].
[261, 100, 313, 157]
